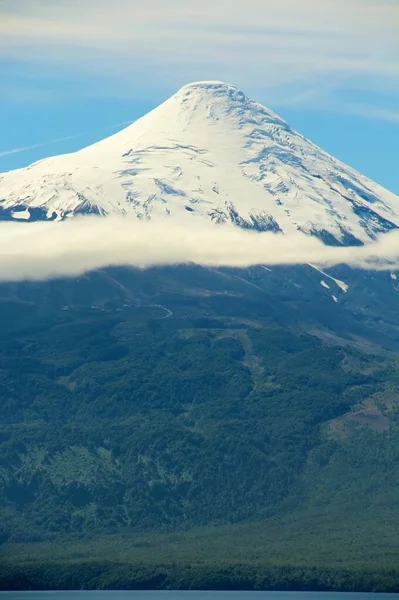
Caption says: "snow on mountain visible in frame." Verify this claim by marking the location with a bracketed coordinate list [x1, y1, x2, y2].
[1, 81, 398, 244]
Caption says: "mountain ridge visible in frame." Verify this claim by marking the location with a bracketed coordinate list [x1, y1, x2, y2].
[1, 81, 398, 245]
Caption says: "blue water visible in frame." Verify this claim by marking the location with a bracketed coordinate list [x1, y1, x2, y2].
[1, 593, 398, 600]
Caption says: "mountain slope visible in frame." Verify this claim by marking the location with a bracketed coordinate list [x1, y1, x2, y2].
[1, 81, 398, 244]
[1, 264, 399, 593]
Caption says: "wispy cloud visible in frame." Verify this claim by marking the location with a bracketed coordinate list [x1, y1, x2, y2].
[0, 134, 86, 158]
[0, 120, 134, 158]
[0, 0, 398, 116]
[1, 217, 399, 282]
[346, 105, 399, 124]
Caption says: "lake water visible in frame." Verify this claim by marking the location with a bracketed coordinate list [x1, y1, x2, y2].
[1, 593, 399, 600]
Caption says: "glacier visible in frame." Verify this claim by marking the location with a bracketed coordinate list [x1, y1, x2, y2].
[0, 81, 398, 245]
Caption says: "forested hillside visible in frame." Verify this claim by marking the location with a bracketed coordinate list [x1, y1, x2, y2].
[1, 264, 399, 590]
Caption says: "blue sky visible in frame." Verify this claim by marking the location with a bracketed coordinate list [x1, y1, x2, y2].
[1, 0, 398, 193]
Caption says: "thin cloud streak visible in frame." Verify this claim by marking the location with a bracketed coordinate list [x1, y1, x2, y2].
[348, 105, 399, 124]
[0, 134, 86, 158]
[1, 217, 399, 282]
[0, 120, 134, 159]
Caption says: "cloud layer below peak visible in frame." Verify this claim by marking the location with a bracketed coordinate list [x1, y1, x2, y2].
[1, 217, 399, 282]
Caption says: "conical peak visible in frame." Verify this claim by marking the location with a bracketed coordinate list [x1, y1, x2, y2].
[0, 78, 398, 247]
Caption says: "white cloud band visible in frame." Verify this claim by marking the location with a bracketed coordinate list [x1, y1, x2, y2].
[1, 217, 398, 282]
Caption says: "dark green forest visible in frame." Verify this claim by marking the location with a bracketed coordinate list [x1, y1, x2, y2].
[1, 266, 399, 590]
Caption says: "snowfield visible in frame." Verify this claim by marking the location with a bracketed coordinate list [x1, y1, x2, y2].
[0, 81, 398, 245]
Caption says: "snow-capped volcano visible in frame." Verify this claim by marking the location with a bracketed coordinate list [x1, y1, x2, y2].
[1, 81, 398, 244]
